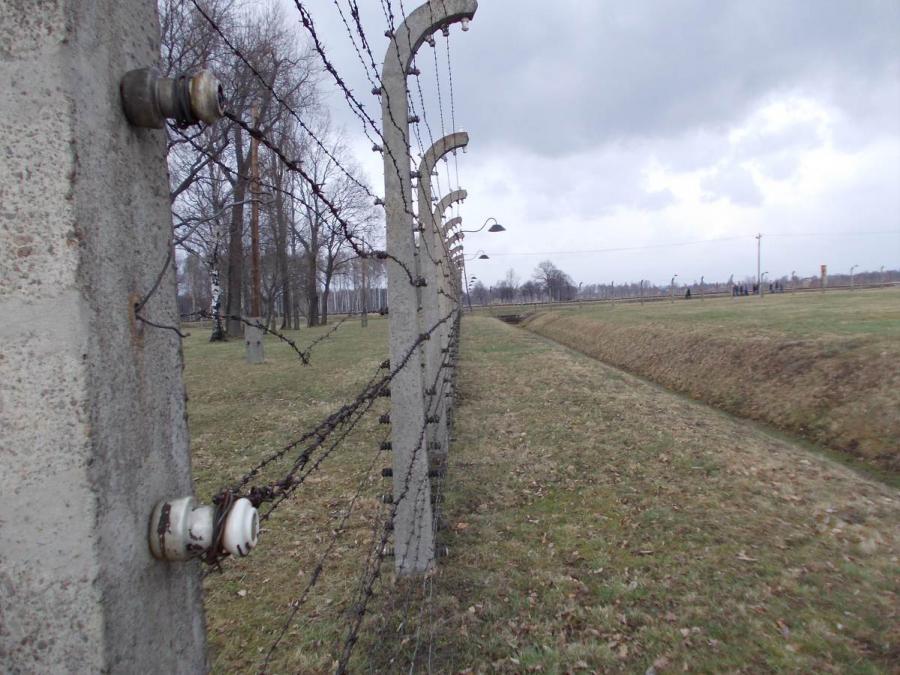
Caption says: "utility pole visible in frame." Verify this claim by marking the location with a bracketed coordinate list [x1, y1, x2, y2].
[245, 104, 265, 364]
[756, 233, 763, 300]
[380, 0, 476, 576]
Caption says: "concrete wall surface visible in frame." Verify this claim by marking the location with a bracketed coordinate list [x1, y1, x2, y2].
[0, 1, 206, 672]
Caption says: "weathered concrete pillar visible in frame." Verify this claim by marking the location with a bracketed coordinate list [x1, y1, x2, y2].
[417, 134, 469, 467]
[245, 320, 265, 364]
[0, 1, 206, 671]
[437, 193, 469, 320]
[432, 190, 468, 425]
[381, 0, 477, 575]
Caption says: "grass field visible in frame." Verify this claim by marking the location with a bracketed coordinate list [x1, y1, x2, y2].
[519, 288, 900, 475]
[186, 311, 898, 673]
[184, 317, 393, 672]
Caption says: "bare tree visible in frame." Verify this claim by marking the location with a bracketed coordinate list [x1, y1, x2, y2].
[534, 260, 576, 302]
[289, 116, 374, 327]
[161, 0, 318, 339]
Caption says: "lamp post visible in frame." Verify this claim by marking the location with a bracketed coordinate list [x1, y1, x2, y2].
[791, 270, 796, 294]
[670, 274, 678, 304]
[850, 264, 858, 290]
[460, 252, 488, 308]
[455, 216, 505, 234]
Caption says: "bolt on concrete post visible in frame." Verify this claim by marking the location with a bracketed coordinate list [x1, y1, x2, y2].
[418, 134, 469, 468]
[0, 1, 206, 671]
[381, 0, 477, 575]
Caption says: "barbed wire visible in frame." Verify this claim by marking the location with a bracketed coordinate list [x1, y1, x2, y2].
[225, 112, 422, 287]
[373, 342, 455, 671]
[261, 426, 391, 670]
[201, 310, 455, 544]
[288, 0, 423, 230]
[165, 3, 470, 670]
[330, 0, 381, 91]
[333, 322, 457, 673]
[188, 0, 377, 200]
[181, 310, 352, 364]
[443, 30, 463, 220]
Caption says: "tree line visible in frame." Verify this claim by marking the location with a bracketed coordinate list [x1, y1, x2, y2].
[465, 260, 897, 306]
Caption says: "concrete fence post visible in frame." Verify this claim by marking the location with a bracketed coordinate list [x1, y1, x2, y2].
[437, 189, 468, 344]
[1, 1, 206, 671]
[381, 0, 477, 575]
[417, 134, 469, 468]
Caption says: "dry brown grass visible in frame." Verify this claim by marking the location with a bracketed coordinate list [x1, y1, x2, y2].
[418, 316, 899, 673]
[521, 289, 900, 474]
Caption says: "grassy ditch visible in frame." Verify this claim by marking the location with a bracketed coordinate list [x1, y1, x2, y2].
[419, 316, 899, 673]
[520, 288, 900, 475]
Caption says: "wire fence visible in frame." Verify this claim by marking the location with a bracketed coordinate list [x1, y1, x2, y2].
[135, 1, 476, 671]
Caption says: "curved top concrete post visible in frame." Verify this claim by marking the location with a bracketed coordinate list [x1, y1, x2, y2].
[383, 0, 478, 78]
[417, 132, 469, 214]
[436, 189, 468, 234]
[380, 0, 477, 578]
[445, 216, 462, 231]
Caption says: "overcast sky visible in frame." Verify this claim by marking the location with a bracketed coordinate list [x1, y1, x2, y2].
[280, 0, 899, 287]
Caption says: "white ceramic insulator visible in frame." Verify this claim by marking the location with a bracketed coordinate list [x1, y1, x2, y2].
[222, 498, 259, 557]
[149, 497, 214, 561]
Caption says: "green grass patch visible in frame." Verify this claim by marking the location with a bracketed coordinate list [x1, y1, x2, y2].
[521, 288, 900, 474]
[186, 312, 899, 673]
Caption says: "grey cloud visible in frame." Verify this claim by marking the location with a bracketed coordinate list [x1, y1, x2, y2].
[702, 164, 764, 207]
[449, 0, 900, 155]
[637, 188, 676, 211]
[278, 0, 898, 287]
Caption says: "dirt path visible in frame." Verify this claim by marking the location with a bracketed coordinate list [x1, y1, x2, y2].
[427, 316, 898, 673]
